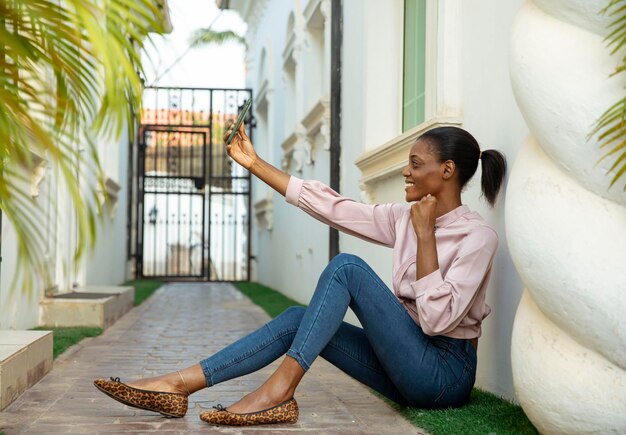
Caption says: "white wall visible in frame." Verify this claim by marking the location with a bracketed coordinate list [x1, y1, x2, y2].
[85, 126, 131, 286]
[457, 0, 528, 399]
[0, 159, 76, 328]
[0, 220, 44, 330]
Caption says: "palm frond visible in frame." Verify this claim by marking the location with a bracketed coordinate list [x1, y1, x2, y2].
[189, 28, 244, 48]
[592, 0, 626, 191]
[0, 0, 166, 293]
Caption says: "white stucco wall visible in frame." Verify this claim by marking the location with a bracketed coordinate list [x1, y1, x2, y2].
[85, 127, 131, 286]
[0, 220, 44, 330]
[457, 0, 528, 399]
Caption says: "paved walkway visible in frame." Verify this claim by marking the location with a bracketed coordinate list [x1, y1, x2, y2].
[1, 283, 425, 434]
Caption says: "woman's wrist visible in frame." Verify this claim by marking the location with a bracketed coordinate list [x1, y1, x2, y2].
[415, 227, 436, 240]
[247, 155, 262, 172]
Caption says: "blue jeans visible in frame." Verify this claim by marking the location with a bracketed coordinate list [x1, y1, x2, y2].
[199, 253, 477, 408]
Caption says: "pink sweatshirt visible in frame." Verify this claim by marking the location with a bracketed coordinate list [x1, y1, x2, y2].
[285, 177, 498, 339]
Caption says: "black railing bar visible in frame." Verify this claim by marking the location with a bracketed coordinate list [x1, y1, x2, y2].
[207, 88, 214, 281]
[177, 187, 182, 276]
[208, 176, 250, 180]
[144, 175, 208, 180]
[209, 191, 250, 195]
[145, 86, 253, 92]
[143, 191, 208, 196]
[164, 130, 171, 276]
[140, 124, 212, 129]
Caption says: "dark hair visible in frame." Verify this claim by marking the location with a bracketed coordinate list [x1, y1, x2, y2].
[417, 126, 507, 207]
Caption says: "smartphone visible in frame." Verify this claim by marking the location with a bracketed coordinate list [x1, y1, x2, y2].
[226, 99, 253, 145]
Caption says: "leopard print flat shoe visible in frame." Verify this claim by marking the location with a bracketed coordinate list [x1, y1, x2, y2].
[199, 398, 299, 426]
[94, 377, 188, 418]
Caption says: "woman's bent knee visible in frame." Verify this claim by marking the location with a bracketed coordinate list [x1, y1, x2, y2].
[277, 306, 306, 325]
[330, 253, 364, 267]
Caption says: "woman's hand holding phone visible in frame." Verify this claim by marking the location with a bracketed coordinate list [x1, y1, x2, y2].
[224, 121, 258, 170]
[223, 102, 290, 197]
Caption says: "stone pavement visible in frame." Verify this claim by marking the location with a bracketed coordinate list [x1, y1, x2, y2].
[0, 283, 425, 434]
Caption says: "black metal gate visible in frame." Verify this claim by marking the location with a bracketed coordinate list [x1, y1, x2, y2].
[130, 87, 252, 281]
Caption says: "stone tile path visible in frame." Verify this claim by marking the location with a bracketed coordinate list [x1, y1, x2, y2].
[0, 283, 425, 434]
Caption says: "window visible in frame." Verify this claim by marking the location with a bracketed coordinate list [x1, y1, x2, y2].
[403, 0, 426, 131]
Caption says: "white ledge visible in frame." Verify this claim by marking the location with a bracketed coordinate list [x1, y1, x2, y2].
[355, 117, 463, 186]
[280, 131, 300, 171]
[256, 80, 271, 111]
[97, 177, 122, 219]
[304, 0, 321, 24]
[302, 97, 330, 135]
[253, 194, 274, 231]
[282, 34, 297, 69]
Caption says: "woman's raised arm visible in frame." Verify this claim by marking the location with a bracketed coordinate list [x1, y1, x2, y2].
[225, 120, 401, 247]
[224, 121, 289, 196]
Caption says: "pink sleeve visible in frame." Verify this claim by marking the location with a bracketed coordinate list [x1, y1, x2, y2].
[409, 226, 498, 335]
[285, 176, 402, 247]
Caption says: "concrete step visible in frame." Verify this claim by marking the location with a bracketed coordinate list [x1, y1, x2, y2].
[0, 330, 53, 410]
[39, 285, 134, 329]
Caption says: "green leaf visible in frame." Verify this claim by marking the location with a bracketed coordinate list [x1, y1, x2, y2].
[593, 0, 626, 192]
[189, 29, 245, 48]
[0, 0, 167, 294]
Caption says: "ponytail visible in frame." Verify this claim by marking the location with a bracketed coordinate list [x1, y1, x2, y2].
[479, 149, 507, 207]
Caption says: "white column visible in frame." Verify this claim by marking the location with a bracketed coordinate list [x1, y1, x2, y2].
[507, 1, 626, 433]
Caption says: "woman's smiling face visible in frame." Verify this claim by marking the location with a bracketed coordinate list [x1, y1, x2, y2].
[402, 140, 445, 202]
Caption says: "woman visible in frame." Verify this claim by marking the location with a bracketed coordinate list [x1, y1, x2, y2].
[94, 122, 506, 426]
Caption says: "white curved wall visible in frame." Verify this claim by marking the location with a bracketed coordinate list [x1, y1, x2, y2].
[507, 1, 626, 432]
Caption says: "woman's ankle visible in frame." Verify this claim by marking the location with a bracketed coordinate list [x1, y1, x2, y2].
[173, 370, 191, 395]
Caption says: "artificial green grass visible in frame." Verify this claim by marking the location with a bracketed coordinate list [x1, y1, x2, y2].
[233, 281, 304, 318]
[122, 279, 164, 306]
[33, 327, 102, 359]
[386, 389, 538, 435]
[232, 281, 537, 434]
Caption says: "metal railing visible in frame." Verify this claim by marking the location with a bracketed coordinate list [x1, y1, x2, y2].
[129, 87, 253, 281]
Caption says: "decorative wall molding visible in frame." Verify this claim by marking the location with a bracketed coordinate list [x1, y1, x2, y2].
[301, 97, 331, 163]
[282, 33, 300, 70]
[254, 193, 274, 231]
[304, 0, 330, 27]
[256, 79, 272, 111]
[355, 116, 462, 189]
[97, 177, 122, 219]
[28, 150, 47, 198]
[233, 0, 269, 40]
[304, 0, 320, 24]
[280, 130, 301, 172]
